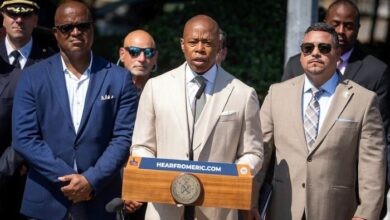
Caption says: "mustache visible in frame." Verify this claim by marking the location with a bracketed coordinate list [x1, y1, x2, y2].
[308, 58, 324, 64]
[132, 64, 147, 69]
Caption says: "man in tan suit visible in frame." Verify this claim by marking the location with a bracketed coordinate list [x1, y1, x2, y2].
[130, 15, 263, 220]
[260, 22, 386, 220]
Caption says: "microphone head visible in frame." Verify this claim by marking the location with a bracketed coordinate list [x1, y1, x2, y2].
[105, 198, 124, 213]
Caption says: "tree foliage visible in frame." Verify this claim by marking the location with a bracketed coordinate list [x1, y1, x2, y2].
[94, 0, 286, 99]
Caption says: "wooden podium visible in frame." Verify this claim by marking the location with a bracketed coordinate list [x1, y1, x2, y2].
[122, 157, 254, 210]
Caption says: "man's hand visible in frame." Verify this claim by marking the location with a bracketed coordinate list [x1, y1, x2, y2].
[240, 208, 261, 220]
[59, 174, 93, 203]
[123, 200, 143, 213]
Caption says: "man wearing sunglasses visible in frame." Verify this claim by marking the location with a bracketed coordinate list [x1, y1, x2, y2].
[12, 1, 138, 219]
[260, 22, 386, 220]
[119, 29, 158, 95]
[130, 15, 263, 220]
[283, 1, 389, 128]
[0, 0, 54, 219]
[282, 0, 390, 187]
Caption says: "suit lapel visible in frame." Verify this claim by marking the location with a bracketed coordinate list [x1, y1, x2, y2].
[0, 42, 8, 96]
[290, 75, 308, 148]
[76, 55, 108, 138]
[0, 76, 9, 96]
[193, 68, 234, 153]
[46, 54, 74, 134]
[309, 80, 353, 155]
[343, 49, 362, 81]
[0, 40, 8, 64]
[25, 42, 40, 67]
[169, 63, 190, 151]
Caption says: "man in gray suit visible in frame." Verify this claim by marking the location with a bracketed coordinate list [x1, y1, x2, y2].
[130, 15, 263, 220]
[260, 22, 386, 220]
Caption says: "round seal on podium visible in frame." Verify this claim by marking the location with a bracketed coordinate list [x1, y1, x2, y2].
[171, 173, 202, 205]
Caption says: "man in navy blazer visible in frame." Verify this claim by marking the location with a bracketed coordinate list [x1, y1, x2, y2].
[12, 1, 138, 219]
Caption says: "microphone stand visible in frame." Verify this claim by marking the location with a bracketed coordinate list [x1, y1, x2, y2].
[185, 80, 206, 220]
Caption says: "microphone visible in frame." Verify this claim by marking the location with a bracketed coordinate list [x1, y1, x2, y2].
[105, 198, 125, 220]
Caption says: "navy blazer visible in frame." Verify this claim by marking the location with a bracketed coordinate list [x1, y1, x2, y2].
[12, 53, 138, 219]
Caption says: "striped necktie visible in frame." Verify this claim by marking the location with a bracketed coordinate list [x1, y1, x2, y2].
[304, 87, 324, 151]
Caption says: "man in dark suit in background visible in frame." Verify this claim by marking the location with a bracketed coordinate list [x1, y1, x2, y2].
[0, 0, 53, 219]
[282, 0, 389, 134]
[12, 1, 138, 219]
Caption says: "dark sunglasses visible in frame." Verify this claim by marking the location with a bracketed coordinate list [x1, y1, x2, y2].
[300, 43, 332, 55]
[125, 47, 156, 59]
[55, 22, 92, 35]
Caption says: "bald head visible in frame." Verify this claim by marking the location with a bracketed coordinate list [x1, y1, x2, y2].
[55, 1, 92, 26]
[181, 15, 220, 74]
[119, 29, 158, 84]
[123, 30, 156, 48]
[182, 15, 219, 39]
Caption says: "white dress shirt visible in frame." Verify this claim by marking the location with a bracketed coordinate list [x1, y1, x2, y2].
[185, 63, 217, 106]
[302, 72, 339, 132]
[61, 54, 92, 133]
[61, 54, 92, 172]
[5, 36, 32, 69]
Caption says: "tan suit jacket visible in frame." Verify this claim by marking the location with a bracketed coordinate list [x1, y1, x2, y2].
[260, 75, 386, 220]
[131, 63, 263, 220]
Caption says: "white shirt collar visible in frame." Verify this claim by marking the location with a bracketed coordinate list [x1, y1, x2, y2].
[185, 63, 217, 84]
[5, 35, 33, 60]
[61, 51, 93, 77]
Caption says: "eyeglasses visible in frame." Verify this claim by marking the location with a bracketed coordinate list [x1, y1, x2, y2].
[125, 47, 156, 58]
[300, 43, 332, 55]
[55, 22, 92, 35]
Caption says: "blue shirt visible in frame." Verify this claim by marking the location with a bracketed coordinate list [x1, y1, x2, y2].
[302, 72, 339, 132]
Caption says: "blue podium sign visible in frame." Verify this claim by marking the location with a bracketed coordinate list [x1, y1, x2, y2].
[128, 157, 250, 177]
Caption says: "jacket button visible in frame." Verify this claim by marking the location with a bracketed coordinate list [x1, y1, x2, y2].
[302, 183, 305, 188]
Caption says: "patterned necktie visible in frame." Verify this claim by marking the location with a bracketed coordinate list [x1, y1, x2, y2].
[10, 50, 21, 69]
[192, 76, 206, 122]
[337, 58, 345, 74]
[304, 88, 324, 151]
